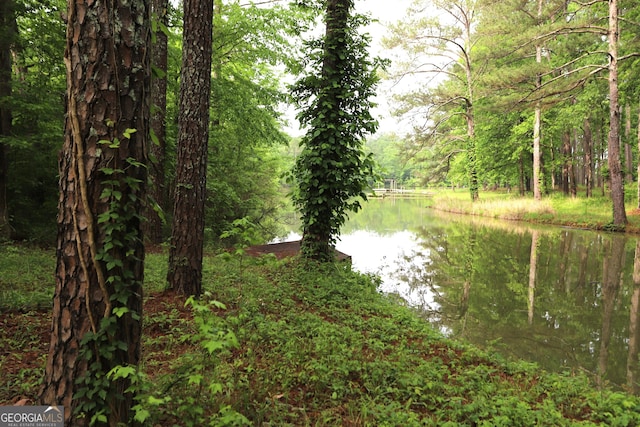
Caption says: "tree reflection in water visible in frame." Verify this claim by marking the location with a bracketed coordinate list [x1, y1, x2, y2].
[333, 199, 640, 393]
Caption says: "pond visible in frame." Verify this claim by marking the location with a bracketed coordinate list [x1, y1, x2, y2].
[278, 197, 640, 393]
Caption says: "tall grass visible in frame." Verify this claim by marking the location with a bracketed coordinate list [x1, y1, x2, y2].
[429, 188, 640, 232]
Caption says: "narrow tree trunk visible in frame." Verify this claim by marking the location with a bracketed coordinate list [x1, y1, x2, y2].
[532, 0, 544, 201]
[562, 130, 571, 195]
[463, 14, 478, 202]
[584, 118, 593, 198]
[518, 153, 525, 196]
[607, 0, 627, 226]
[637, 101, 640, 209]
[145, 0, 169, 244]
[0, 0, 15, 239]
[40, 0, 150, 424]
[625, 103, 633, 183]
[167, 0, 213, 296]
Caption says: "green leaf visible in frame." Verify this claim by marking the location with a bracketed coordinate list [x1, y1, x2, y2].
[112, 306, 129, 317]
[123, 128, 137, 139]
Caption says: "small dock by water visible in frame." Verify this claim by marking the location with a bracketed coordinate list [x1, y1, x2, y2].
[245, 240, 351, 262]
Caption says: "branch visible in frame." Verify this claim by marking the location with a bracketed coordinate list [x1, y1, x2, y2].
[572, 0, 606, 6]
[518, 63, 606, 105]
[239, 0, 285, 7]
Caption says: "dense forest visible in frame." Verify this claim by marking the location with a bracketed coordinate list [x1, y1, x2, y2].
[384, 0, 640, 225]
[3, 0, 640, 424]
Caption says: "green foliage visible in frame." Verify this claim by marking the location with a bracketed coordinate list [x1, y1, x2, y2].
[383, 0, 640, 208]
[0, 243, 55, 310]
[291, 0, 382, 260]
[4, 0, 66, 242]
[365, 133, 416, 185]
[199, 1, 305, 247]
[74, 125, 146, 423]
[6, 246, 640, 424]
[196, 255, 640, 425]
[133, 293, 248, 426]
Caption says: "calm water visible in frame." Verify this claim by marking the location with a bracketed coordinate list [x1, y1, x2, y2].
[279, 197, 640, 392]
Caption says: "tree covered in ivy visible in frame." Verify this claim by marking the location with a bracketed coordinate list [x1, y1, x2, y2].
[291, 0, 381, 262]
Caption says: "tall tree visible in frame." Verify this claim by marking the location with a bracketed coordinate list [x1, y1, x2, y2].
[607, 0, 627, 227]
[206, 0, 300, 246]
[0, 0, 15, 239]
[167, 0, 213, 295]
[145, 0, 170, 244]
[385, 0, 482, 201]
[292, 0, 379, 261]
[40, 0, 150, 425]
[584, 117, 593, 197]
[532, 0, 544, 201]
[637, 104, 640, 209]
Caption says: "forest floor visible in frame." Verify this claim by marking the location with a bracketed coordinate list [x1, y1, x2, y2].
[1, 290, 191, 406]
[2, 241, 640, 425]
[4, 191, 640, 424]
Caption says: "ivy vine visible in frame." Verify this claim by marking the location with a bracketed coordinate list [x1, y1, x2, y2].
[74, 129, 146, 425]
[290, 0, 384, 261]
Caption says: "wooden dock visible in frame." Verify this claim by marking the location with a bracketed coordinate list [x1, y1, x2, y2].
[245, 240, 351, 262]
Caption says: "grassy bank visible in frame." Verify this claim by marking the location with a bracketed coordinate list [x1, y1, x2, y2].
[425, 188, 640, 233]
[2, 244, 640, 425]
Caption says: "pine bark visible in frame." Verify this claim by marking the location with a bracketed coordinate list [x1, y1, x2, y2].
[167, 0, 213, 296]
[40, 0, 150, 424]
[607, 0, 627, 226]
[145, 0, 169, 244]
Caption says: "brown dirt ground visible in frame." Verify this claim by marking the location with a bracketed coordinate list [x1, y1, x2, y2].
[0, 290, 191, 405]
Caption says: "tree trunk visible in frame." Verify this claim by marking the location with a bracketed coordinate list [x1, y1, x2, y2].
[518, 153, 525, 196]
[561, 130, 571, 195]
[145, 0, 169, 245]
[607, 0, 627, 227]
[533, 102, 542, 199]
[584, 117, 593, 198]
[625, 103, 633, 183]
[39, 0, 150, 425]
[0, 0, 15, 239]
[167, 0, 213, 296]
[462, 11, 478, 202]
[532, 0, 543, 201]
[300, 0, 353, 262]
[637, 102, 640, 208]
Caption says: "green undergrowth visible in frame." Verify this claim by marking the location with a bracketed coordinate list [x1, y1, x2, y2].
[139, 252, 640, 426]
[0, 243, 56, 311]
[3, 247, 640, 424]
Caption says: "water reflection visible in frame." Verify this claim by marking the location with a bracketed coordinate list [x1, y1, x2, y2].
[334, 198, 640, 392]
[279, 198, 640, 391]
